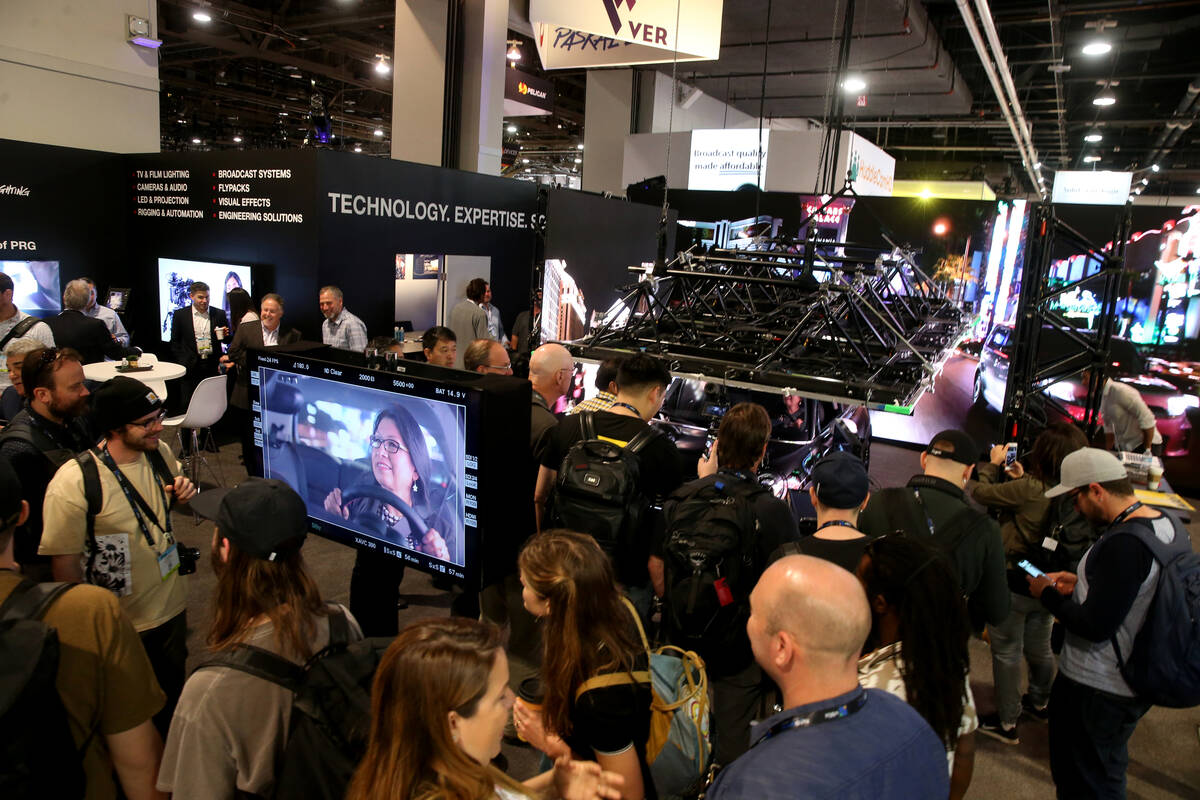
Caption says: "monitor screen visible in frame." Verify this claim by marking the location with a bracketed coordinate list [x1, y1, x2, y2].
[250, 351, 479, 582]
[1, 260, 61, 317]
[157, 258, 253, 342]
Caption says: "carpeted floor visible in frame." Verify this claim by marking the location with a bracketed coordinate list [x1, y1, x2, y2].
[166, 433, 1200, 798]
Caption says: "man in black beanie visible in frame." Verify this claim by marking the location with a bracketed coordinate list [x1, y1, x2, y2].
[39, 375, 197, 736]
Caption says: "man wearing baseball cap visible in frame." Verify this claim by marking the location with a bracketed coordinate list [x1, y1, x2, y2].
[158, 478, 363, 799]
[1028, 448, 1190, 797]
[40, 375, 196, 737]
[775, 450, 875, 573]
[859, 429, 1009, 629]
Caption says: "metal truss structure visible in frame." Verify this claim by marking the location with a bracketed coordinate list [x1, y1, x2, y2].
[564, 230, 972, 413]
[1001, 203, 1132, 447]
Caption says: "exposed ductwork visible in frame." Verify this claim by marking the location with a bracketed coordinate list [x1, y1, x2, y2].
[1144, 77, 1200, 167]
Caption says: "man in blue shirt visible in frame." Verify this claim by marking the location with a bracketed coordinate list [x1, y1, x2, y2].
[707, 554, 948, 800]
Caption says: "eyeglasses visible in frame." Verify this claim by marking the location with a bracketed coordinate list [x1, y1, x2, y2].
[484, 362, 513, 373]
[128, 411, 167, 428]
[370, 436, 409, 455]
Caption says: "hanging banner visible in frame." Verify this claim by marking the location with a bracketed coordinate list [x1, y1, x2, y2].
[530, 0, 723, 70]
[504, 69, 555, 117]
[1051, 171, 1133, 206]
[844, 134, 895, 197]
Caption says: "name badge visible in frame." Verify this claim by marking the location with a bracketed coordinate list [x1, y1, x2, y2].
[1042, 537, 1059, 552]
[158, 544, 180, 580]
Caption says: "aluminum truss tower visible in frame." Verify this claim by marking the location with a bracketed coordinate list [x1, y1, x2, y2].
[563, 234, 972, 412]
[1001, 202, 1132, 447]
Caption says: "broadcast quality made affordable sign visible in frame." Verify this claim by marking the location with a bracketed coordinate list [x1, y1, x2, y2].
[1051, 171, 1134, 206]
[530, 0, 722, 69]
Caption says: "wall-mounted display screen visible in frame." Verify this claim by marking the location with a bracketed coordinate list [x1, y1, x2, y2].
[1, 260, 61, 317]
[157, 257, 254, 342]
[249, 350, 479, 581]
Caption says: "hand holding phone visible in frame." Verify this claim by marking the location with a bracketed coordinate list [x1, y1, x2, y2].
[1017, 558, 1045, 578]
[1005, 443, 1018, 468]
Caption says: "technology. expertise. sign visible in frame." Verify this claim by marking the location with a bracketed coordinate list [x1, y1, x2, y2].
[1051, 171, 1134, 206]
[530, 0, 722, 69]
[687, 129, 769, 191]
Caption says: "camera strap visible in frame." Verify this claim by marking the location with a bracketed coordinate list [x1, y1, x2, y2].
[750, 688, 868, 747]
[95, 446, 174, 552]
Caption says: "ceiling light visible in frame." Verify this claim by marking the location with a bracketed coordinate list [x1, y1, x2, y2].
[1083, 155, 1101, 163]
[576, 143, 584, 150]
[1195, 187, 1200, 194]
[375, 55, 391, 75]
[1093, 88, 1117, 106]
[354, 145, 362, 153]
[522, 158, 530, 164]
[1033, 162, 1042, 169]
[1082, 40, 1112, 56]
[1152, 164, 1160, 172]
[193, 11, 211, 23]
[191, 137, 201, 144]
[506, 124, 517, 133]
[841, 76, 867, 93]
[279, 111, 288, 116]
[1141, 178, 1149, 185]
[233, 135, 242, 143]
[574, 157, 582, 164]
[919, 188, 933, 199]
[1084, 131, 1103, 143]
[507, 43, 521, 61]
[374, 128, 384, 137]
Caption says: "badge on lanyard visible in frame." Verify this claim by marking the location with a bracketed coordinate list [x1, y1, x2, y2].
[1042, 537, 1059, 552]
[158, 543, 180, 580]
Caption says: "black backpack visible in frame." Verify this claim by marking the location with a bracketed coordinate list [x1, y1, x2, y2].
[1034, 493, 1102, 573]
[194, 607, 388, 800]
[874, 486, 982, 557]
[662, 478, 765, 664]
[551, 412, 658, 576]
[0, 579, 86, 799]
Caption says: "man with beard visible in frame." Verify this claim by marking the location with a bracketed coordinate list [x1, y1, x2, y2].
[158, 479, 362, 799]
[318, 285, 368, 353]
[0, 347, 94, 578]
[81, 277, 130, 347]
[40, 376, 197, 736]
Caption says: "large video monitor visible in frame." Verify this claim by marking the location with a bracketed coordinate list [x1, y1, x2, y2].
[246, 350, 529, 586]
[1, 260, 61, 317]
[157, 258, 254, 342]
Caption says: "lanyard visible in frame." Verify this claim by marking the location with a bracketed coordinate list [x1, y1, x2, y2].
[752, 689, 868, 747]
[912, 489, 937, 536]
[718, 468, 756, 484]
[1110, 501, 1144, 528]
[27, 411, 80, 452]
[816, 520, 858, 533]
[611, 401, 642, 416]
[96, 447, 174, 553]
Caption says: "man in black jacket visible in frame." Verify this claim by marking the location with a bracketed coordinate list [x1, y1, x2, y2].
[45, 280, 130, 364]
[858, 428, 1009, 630]
[0, 346, 92, 577]
[169, 281, 229, 408]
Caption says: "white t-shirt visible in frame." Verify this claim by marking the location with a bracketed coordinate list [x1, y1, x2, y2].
[1101, 380, 1162, 451]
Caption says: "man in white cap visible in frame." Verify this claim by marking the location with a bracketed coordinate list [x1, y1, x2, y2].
[1029, 447, 1190, 798]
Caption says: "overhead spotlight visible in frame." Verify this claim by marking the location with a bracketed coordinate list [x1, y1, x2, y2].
[1082, 40, 1112, 56]
[1034, 161, 1042, 169]
[374, 55, 391, 75]
[373, 128, 384, 137]
[354, 145, 363, 153]
[574, 157, 582, 164]
[506, 124, 517, 133]
[932, 220, 949, 236]
[919, 188, 933, 200]
[1195, 187, 1200, 194]
[1141, 178, 1149, 185]
[191, 137, 202, 144]
[507, 42, 522, 61]
[1084, 131, 1103, 143]
[841, 76, 867, 93]
[1152, 163, 1161, 172]
[576, 143, 584, 150]
[232, 135, 242, 143]
[193, 10, 212, 23]
[1093, 88, 1117, 106]
[1083, 155, 1102, 163]
[521, 158, 530, 164]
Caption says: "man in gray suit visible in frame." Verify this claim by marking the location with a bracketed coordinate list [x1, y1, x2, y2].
[220, 293, 300, 474]
[447, 278, 491, 368]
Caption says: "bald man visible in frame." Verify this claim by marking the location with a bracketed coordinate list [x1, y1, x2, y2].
[529, 343, 572, 457]
[707, 555, 948, 800]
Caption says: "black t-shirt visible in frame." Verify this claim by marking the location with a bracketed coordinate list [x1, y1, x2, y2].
[566, 649, 656, 800]
[775, 532, 876, 573]
[541, 411, 685, 584]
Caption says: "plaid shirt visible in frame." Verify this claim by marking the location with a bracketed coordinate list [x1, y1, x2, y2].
[566, 391, 617, 415]
[321, 308, 368, 352]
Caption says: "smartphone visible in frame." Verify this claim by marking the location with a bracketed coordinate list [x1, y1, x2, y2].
[1017, 559, 1045, 579]
[1005, 443, 1018, 468]
[702, 432, 717, 461]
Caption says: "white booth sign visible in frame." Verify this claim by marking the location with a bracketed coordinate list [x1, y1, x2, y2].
[1051, 171, 1133, 206]
[687, 129, 769, 191]
[845, 134, 895, 197]
[531, 0, 723, 70]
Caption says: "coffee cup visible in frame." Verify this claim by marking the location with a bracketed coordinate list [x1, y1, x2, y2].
[1148, 464, 1164, 491]
[514, 677, 545, 743]
[215, 326, 226, 341]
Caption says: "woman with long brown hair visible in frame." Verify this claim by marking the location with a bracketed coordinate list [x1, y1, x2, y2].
[513, 531, 653, 800]
[347, 617, 624, 800]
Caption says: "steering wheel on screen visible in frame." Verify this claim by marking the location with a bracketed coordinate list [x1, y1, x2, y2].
[340, 484, 432, 552]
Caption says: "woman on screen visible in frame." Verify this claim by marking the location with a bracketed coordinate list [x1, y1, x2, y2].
[323, 403, 456, 563]
[222, 271, 244, 323]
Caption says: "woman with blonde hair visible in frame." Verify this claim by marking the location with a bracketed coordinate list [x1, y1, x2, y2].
[347, 617, 623, 800]
[513, 531, 653, 800]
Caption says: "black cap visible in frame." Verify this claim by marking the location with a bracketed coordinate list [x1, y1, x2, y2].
[810, 450, 870, 509]
[92, 376, 164, 434]
[925, 429, 978, 466]
[190, 478, 308, 561]
[0, 455, 24, 527]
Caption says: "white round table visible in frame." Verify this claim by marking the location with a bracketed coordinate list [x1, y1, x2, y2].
[82, 360, 187, 400]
